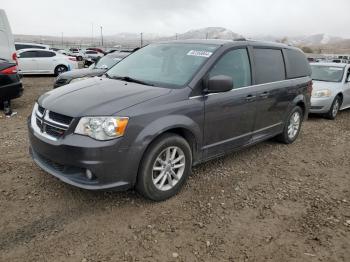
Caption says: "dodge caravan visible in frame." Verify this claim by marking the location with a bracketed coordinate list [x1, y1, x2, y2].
[28, 40, 312, 201]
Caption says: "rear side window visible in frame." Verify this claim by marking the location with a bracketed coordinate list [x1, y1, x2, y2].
[209, 48, 251, 89]
[284, 49, 311, 78]
[253, 48, 285, 84]
[20, 51, 38, 58]
[37, 51, 56, 57]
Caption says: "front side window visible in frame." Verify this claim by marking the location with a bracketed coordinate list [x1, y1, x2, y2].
[106, 43, 219, 88]
[311, 65, 345, 82]
[253, 48, 286, 84]
[209, 48, 251, 89]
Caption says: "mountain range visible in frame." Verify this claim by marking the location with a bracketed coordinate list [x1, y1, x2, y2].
[14, 27, 350, 53]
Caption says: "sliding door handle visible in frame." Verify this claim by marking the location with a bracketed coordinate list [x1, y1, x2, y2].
[245, 94, 256, 102]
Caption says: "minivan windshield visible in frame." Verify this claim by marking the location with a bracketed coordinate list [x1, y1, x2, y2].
[106, 43, 219, 88]
[311, 65, 345, 82]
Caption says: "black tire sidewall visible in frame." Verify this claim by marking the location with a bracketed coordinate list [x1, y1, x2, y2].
[326, 96, 341, 120]
[55, 65, 67, 76]
[281, 106, 303, 144]
[137, 134, 192, 201]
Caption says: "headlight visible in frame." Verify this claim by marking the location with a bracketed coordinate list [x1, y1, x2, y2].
[75, 117, 129, 140]
[70, 77, 91, 84]
[312, 89, 332, 98]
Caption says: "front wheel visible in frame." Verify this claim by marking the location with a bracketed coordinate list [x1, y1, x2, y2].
[136, 134, 192, 201]
[325, 96, 341, 120]
[277, 106, 303, 144]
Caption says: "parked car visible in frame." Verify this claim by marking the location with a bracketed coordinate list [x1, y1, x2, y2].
[54, 51, 130, 88]
[310, 62, 350, 119]
[0, 58, 23, 104]
[84, 50, 104, 59]
[83, 56, 100, 68]
[68, 48, 84, 61]
[28, 40, 312, 201]
[0, 9, 16, 63]
[15, 42, 50, 50]
[86, 47, 106, 54]
[17, 49, 78, 76]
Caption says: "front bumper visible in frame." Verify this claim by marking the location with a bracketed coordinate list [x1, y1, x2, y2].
[309, 97, 333, 113]
[28, 118, 140, 190]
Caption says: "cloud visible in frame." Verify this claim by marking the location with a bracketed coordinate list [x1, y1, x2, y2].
[2, 0, 350, 37]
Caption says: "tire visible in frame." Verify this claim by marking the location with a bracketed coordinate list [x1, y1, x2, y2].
[77, 56, 83, 61]
[325, 96, 341, 120]
[276, 106, 303, 144]
[54, 65, 68, 76]
[136, 133, 192, 201]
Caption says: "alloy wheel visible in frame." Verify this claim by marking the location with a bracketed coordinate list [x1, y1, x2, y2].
[287, 111, 301, 140]
[332, 99, 340, 118]
[152, 146, 186, 191]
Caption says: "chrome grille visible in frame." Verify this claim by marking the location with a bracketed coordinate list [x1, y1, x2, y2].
[31, 103, 72, 140]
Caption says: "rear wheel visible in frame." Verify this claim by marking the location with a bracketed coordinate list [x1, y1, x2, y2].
[277, 106, 303, 144]
[77, 56, 83, 61]
[136, 134, 192, 201]
[325, 96, 341, 120]
[54, 65, 68, 76]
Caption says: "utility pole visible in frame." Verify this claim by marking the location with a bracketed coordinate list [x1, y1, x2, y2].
[91, 23, 94, 45]
[140, 32, 143, 47]
[100, 26, 103, 47]
[206, 32, 209, 40]
[61, 32, 63, 48]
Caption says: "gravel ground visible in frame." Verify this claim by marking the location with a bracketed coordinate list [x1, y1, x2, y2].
[0, 76, 349, 262]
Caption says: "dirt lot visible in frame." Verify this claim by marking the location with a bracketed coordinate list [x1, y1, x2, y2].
[0, 76, 349, 262]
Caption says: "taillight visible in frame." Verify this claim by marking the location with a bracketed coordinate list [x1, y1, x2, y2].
[307, 81, 313, 96]
[1, 65, 17, 75]
[68, 57, 76, 61]
[12, 52, 18, 65]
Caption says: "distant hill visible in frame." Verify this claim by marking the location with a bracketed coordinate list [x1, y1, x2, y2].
[14, 28, 350, 53]
[174, 27, 243, 40]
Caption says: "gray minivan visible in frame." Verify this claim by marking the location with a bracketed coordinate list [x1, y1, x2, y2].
[28, 40, 312, 201]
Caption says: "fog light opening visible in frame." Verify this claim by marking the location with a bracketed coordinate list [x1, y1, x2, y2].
[85, 169, 94, 180]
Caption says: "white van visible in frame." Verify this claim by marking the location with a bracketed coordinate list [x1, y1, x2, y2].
[0, 9, 16, 63]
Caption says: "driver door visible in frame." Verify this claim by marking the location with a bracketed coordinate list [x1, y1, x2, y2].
[203, 48, 258, 158]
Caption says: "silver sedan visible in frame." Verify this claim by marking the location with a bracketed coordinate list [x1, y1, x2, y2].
[310, 62, 350, 119]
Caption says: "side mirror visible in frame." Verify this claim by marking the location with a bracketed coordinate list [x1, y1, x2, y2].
[206, 75, 233, 93]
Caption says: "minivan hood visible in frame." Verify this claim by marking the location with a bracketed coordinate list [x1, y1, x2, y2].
[39, 77, 171, 117]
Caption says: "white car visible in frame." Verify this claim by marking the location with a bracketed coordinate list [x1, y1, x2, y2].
[15, 42, 50, 50]
[68, 48, 84, 61]
[0, 9, 16, 63]
[17, 49, 78, 76]
[84, 50, 104, 59]
[310, 62, 350, 119]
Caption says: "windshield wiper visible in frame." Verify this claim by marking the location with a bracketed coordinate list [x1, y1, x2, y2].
[109, 75, 154, 86]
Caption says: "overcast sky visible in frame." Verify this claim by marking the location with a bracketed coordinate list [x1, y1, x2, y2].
[3, 0, 350, 38]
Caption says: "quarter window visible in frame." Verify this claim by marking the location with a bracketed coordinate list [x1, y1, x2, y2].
[37, 51, 56, 57]
[253, 48, 286, 84]
[209, 49, 251, 89]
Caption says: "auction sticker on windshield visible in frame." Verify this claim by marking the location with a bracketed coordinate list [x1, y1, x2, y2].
[187, 50, 213, 58]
